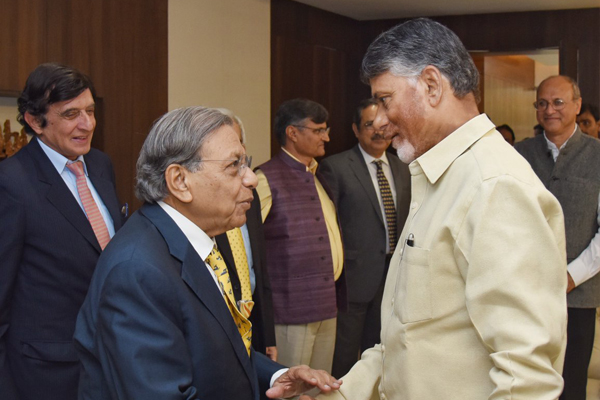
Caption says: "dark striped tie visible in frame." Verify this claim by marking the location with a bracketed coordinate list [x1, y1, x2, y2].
[373, 160, 397, 252]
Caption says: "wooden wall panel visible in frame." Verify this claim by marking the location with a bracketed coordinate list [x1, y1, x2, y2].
[0, 0, 168, 212]
[271, 0, 370, 158]
[0, 0, 47, 95]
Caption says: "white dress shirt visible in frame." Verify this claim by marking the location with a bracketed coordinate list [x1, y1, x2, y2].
[544, 127, 600, 286]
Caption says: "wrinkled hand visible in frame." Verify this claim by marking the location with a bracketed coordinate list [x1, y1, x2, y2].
[266, 346, 278, 362]
[567, 272, 576, 293]
[266, 365, 342, 399]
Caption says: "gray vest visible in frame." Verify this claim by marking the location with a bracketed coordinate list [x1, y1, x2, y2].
[516, 128, 600, 307]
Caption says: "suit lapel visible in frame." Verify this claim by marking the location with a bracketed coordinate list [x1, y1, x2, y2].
[140, 204, 258, 394]
[27, 138, 101, 253]
[349, 146, 385, 225]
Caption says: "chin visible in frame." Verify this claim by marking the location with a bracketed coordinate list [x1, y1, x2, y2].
[229, 214, 248, 230]
[394, 139, 416, 164]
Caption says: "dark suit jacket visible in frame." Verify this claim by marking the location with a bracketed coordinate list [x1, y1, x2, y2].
[319, 145, 411, 303]
[0, 137, 123, 400]
[215, 192, 276, 354]
[74, 203, 283, 400]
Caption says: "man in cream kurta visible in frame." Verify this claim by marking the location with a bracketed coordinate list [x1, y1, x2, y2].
[319, 18, 567, 400]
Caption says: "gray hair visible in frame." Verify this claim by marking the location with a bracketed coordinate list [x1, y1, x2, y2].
[135, 106, 232, 203]
[214, 107, 246, 145]
[361, 18, 480, 100]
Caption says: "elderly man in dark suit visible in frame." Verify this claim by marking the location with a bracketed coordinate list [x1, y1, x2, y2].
[319, 98, 411, 377]
[74, 106, 341, 400]
[0, 63, 123, 400]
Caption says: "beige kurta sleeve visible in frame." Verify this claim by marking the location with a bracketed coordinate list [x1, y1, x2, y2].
[456, 175, 567, 399]
[317, 344, 383, 400]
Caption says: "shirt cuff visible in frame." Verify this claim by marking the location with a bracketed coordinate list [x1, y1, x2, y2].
[270, 368, 289, 388]
[567, 258, 588, 286]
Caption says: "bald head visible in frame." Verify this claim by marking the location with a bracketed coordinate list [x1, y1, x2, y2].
[535, 75, 582, 145]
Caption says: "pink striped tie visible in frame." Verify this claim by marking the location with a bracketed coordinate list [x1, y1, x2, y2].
[66, 161, 111, 249]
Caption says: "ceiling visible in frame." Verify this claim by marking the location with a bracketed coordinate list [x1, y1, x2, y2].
[292, 0, 600, 21]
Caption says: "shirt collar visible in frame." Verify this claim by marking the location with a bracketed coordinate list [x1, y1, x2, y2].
[281, 147, 318, 175]
[37, 137, 88, 176]
[543, 124, 578, 153]
[413, 114, 496, 184]
[157, 201, 215, 261]
[358, 144, 389, 166]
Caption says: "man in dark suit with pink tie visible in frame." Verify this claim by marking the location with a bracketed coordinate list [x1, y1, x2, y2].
[0, 63, 124, 400]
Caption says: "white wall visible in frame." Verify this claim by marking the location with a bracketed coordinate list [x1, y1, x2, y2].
[168, 0, 271, 165]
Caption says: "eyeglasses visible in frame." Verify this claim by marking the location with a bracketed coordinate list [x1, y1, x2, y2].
[533, 98, 571, 111]
[292, 125, 331, 135]
[362, 122, 375, 131]
[200, 154, 252, 176]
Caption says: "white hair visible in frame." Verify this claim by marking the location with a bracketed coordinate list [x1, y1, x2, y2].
[214, 108, 246, 145]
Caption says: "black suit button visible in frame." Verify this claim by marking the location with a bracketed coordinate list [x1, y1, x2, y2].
[315, 216, 321, 221]
[318, 236, 324, 241]
[321, 256, 326, 260]
[311, 196, 316, 200]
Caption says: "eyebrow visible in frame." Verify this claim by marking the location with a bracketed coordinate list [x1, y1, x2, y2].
[59, 103, 95, 113]
[222, 150, 244, 160]
[371, 94, 390, 103]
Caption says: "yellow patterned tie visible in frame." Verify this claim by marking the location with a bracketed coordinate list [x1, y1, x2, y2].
[205, 245, 253, 356]
[225, 227, 254, 319]
[373, 160, 398, 252]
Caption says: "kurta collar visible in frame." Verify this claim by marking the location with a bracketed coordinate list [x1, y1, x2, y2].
[412, 114, 496, 185]
[281, 147, 318, 175]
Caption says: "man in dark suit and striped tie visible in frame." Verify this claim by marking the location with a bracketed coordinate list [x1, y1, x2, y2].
[319, 98, 411, 377]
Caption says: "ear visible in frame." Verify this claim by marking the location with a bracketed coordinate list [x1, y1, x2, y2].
[352, 123, 360, 138]
[574, 97, 582, 115]
[24, 112, 44, 135]
[286, 125, 297, 143]
[419, 65, 444, 107]
[164, 164, 193, 204]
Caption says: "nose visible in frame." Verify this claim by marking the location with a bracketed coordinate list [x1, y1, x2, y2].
[242, 167, 258, 189]
[79, 111, 96, 131]
[322, 130, 330, 142]
[372, 106, 390, 136]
